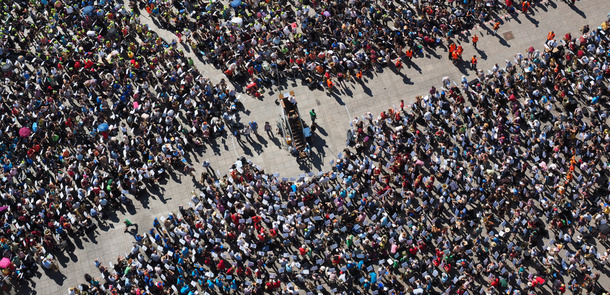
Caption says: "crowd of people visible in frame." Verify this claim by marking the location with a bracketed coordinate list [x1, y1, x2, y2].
[0, 0, 244, 289]
[0, 0, 561, 288]
[0, 0, 607, 293]
[145, 0, 538, 90]
[66, 16, 610, 295]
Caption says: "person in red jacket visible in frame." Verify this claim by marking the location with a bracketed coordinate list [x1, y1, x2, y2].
[217, 259, 226, 271]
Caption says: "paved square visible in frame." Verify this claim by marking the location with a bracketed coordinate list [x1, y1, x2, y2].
[26, 1, 610, 293]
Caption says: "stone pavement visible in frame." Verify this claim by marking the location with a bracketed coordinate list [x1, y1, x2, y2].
[29, 1, 610, 293]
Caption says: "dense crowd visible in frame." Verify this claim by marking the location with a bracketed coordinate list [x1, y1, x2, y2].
[0, 0, 607, 293]
[0, 0, 243, 289]
[67, 16, 610, 295]
[0, 0, 557, 287]
[144, 0, 535, 90]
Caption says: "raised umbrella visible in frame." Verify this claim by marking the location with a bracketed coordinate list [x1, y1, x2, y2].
[1, 63, 13, 72]
[0, 257, 10, 269]
[97, 123, 109, 132]
[82, 5, 95, 15]
[230, 0, 241, 7]
[231, 17, 243, 25]
[19, 127, 32, 137]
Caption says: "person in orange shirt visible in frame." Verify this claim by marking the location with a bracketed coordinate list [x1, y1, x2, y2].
[448, 43, 456, 60]
[472, 35, 479, 48]
[405, 49, 413, 60]
[493, 22, 500, 34]
[456, 45, 463, 56]
[355, 70, 363, 80]
[547, 31, 555, 41]
[522, 1, 530, 13]
[395, 59, 402, 70]
[327, 78, 334, 89]
[471, 55, 478, 70]
[449, 43, 456, 53]
[570, 156, 577, 165]
[451, 51, 459, 62]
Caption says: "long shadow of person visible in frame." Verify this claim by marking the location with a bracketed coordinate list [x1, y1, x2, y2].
[255, 134, 268, 147]
[44, 268, 67, 286]
[269, 136, 283, 149]
[316, 125, 328, 137]
[475, 47, 488, 60]
[523, 13, 540, 27]
[405, 59, 423, 73]
[567, 2, 586, 18]
[357, 79, 373, 97]
[329, 91, 346, 106]
[125, 224, 140, 236]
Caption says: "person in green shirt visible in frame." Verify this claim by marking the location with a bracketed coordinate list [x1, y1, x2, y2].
[346, 235, 353, 248]
[309, 109, 317, 123]
[124, 219, 136, 233]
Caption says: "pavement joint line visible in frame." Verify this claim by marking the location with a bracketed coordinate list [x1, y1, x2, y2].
[344, 105, 352, 124]
[230, 134, 239, 158]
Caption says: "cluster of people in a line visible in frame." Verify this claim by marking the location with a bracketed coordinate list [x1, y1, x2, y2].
[67, 16, 610, 295]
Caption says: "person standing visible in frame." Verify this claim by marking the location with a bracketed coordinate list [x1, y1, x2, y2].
[405, 48, 413, 60]
[521, 1, 530, 14]
[249, 121, 258, 135]
[472, 35, 479, 48]
[233, 129, 243, 143]
[201, 160, 212, 174]
[310, 109, 317, 123]
[493, 22, 501, 34]
[394, 58, 403, 70]
[243, 125, 252, 141]
[471, 55, 478, 70]
[264, 122, 273, 137]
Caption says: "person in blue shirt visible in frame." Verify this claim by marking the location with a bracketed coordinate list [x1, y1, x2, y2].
[215, 277, 224, 289]
[249, 121, 258, 134]
[205, 279, 214, 289]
